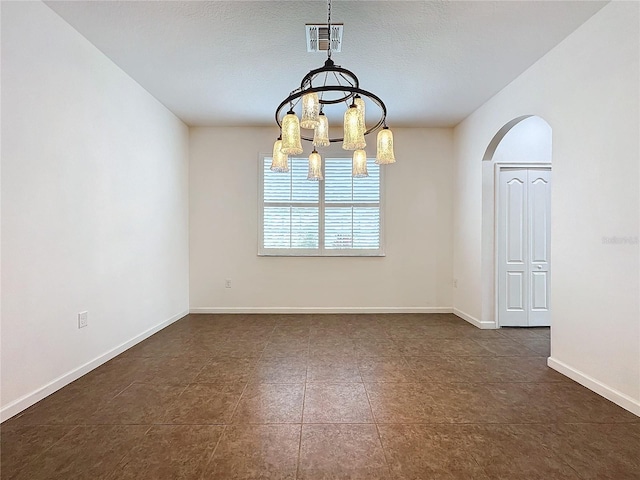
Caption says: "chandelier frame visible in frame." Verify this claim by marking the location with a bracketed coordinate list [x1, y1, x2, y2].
[271, 0, 395, 174]
[274, 57, 388, 144]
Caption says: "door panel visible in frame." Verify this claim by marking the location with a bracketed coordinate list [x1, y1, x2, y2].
[506, 272, 524, 310]
[530, 176, 550, 263]
[506, 179, 525, 263]
[531, 271, 549, 310]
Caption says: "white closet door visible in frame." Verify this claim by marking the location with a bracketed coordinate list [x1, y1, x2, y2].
[498, 168, 551, 327]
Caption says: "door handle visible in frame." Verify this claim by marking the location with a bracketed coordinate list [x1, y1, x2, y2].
[536, 265, 542, 270]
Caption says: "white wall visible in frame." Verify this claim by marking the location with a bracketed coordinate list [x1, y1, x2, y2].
[189, 127, 453, 312]
[1, 1, 190, 420]
[453, 2, 640, 414]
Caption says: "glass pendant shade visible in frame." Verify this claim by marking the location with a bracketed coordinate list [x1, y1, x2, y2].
[343, 105, 366, 150]
[352, 150, 369, 178]
[307, 149, 323, 181]
[354, 95, 366, 134]
[300, 92, 320, 129]
[375, 127, 396, 164]
[281, 111, 304, 155]
[313, 113, 330, 147]
[270, 138, 289, 173]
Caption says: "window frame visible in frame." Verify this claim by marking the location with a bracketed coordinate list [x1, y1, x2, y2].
[258, 150, 385, 257]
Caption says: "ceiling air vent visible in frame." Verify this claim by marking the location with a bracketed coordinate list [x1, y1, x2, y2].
[306, 24, 343, 53]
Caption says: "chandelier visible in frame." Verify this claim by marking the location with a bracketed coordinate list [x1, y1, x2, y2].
[271, 0, 396, 180]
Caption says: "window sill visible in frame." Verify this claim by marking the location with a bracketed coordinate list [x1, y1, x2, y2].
[258, 250, 385, 257]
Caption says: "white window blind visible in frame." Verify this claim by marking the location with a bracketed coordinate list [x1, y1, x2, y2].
[259, 155, 383, 256]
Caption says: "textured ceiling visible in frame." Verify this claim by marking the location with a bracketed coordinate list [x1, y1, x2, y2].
[45, 1, 607, 127]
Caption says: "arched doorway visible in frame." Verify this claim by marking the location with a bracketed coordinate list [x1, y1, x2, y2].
[481, 116, 552, 327]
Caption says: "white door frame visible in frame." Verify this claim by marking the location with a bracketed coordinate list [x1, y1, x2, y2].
[494, 163, 551, 327]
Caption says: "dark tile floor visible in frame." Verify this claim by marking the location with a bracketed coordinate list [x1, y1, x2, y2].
[1, 313, 639, 479]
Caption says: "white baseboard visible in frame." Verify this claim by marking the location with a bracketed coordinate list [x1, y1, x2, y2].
[0, 309, 189, 423]
[190, 307, 453, 314]
[548, 357, 640, 417]
[453, 308, 497, 329]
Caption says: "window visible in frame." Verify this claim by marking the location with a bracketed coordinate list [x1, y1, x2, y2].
[259, 154, 383, 256]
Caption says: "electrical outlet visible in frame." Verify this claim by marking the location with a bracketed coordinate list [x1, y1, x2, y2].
[225, 279, 232, 288]
[78, 311, 88, 329]
[453, 279, 458, 288]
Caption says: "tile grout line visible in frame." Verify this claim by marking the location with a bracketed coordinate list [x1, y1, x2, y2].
[200, 423, 228, 479]
[358, 357, 395, 478]
[294, 324, 311, 480]
[7, 424, 81, 480]
[196, 318, 278, 477]
[107, 424, 157, 479]
[223, 320, 274, 423]
[497, 331, 549, 355]
[522, 425, 588, 480]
